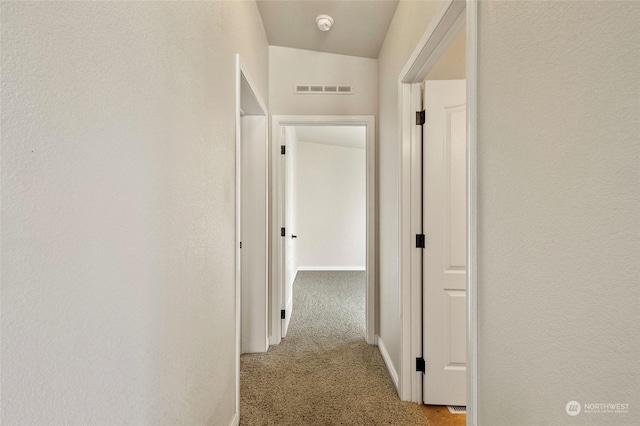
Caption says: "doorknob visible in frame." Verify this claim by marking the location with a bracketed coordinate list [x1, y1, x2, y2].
[292, 235, 297, 239]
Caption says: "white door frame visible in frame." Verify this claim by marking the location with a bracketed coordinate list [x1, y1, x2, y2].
[397, 0, 478, 424]
[271, 115, 376, 346]
[235, 54, 268, 425]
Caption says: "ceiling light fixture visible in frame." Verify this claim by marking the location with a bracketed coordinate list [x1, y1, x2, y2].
[316, 15, 334, 32]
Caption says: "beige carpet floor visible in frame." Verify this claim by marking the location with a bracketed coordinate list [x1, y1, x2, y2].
[240, 271, 428, 426]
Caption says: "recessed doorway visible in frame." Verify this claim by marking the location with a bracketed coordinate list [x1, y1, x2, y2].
[270, 116, 376, 346]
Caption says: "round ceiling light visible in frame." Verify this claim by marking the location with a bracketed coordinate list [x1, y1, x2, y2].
[316, 15, 334, 32]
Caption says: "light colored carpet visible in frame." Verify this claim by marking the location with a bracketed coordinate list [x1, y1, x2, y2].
[240, 271, 428, 426]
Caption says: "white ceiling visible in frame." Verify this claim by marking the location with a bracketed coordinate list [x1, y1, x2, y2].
[257, 1, 400, 59]
[294, 126, 366, 150]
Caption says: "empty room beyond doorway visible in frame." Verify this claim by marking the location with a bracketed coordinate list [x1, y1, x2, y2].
[279, 124, 367, 337]
[270, 116, 376, 347]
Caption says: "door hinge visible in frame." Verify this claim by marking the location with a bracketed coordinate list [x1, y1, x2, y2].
[239, 242, 242, 249]
[416, 110, 426, 125]
[281, 227, 286, 237]
[281, 145, 286, 155]
[281, 309, 286, 319]
[416, 357, 425, 373]
[416, 234, 425, 248]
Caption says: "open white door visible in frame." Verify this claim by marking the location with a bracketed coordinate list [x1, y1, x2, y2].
[422, 79, 467, 405]
[281, 128, 297, 337]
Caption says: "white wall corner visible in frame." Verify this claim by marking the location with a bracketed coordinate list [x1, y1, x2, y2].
[377, 336, 400, 393]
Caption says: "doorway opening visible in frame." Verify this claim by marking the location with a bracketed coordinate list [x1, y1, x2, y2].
[270, 116, 376, 346]
[398, 0, 478, 425]
[234, 54, 269, 423]
[279, 125, 367, 338]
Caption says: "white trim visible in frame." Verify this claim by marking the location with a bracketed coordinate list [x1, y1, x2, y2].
[398, 82, 422, 402]
[377, 336, 399, 392]
[401, 82, 423, 403]
[235, 54, 268, 421]
[228, 412, 239, 426]
[270, 124, 284, 345]
[397, 1, 478, 423]
[297, 266, 365, 271]
[466, 1, 479, 425]
[399, 0, 466, 84]
[271, 115, 376, 345]
[234, 54, 241, 426]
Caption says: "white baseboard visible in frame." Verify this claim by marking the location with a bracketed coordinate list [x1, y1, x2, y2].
[377, 335, 399, 393]
[297, 266, 365, 271]
[229, 412, 238, 426]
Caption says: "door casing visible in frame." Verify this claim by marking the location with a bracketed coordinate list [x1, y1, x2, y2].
[270, 115, 376, 346]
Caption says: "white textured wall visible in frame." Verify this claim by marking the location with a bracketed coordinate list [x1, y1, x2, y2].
[477, 2, 640, 425]
[269, 46, 378, 116]
[296, 141, 366, 269]
[377, 0, 443, 376]
[0, 2, 268, 424]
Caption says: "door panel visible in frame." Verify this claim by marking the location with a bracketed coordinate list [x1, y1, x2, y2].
[444, 104, 467, 272]
[423, 79, 467, 405]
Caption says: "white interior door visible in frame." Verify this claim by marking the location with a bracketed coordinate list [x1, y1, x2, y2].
[422, 80, 467, 405]
[281, 128, 297, 338]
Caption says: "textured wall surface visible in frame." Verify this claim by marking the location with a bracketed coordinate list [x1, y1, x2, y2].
[377, 0, 443, 376]
[296, 141, 366, 269]
[1, 2, 268, 424]
[477, 2, 640, 424]
[269, 46, 378, 116]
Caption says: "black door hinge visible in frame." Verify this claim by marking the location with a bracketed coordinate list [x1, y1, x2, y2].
[281, 309, 286, 319]
[416, 234, 425, 248]
[416, 357, 425, 373]
[281, 145, 286, 155]
[416, 110, 426, 125]
[281, 227, 286, 237]
[239, 242, 242, 249]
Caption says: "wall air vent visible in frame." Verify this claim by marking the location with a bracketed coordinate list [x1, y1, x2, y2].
[294, 84, 353, 95]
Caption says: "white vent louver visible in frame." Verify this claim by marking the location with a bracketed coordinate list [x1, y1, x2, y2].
[447, 406, 466, 414]
[294, 84, 353, 95]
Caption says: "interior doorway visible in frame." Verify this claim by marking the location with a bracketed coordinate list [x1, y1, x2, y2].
[397, 0, 478, 424]
[279, 125, 367, 338]
[235, 54, 269, 422]
[421, 25, 467, 408]
[271, 116, 376, 346]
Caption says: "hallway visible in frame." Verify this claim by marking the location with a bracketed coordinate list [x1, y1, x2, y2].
[240, 271, 427, 425]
